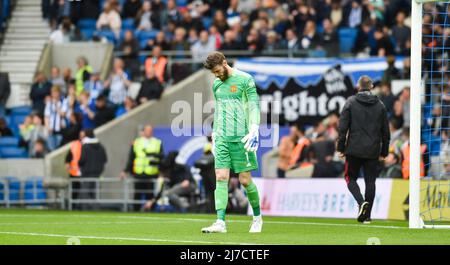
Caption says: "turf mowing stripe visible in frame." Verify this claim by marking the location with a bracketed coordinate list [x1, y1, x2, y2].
[115, 216, 408, 230]
[0, 213, 408, 229]
[0, 231, 262, 245]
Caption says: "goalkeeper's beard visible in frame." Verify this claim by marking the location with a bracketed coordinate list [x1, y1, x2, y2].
[218, 66, 229, 82]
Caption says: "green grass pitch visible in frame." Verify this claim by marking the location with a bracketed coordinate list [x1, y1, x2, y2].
[0, 209, 449, 245]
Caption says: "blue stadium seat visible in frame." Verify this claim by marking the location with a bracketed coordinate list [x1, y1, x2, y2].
[78, 19, 97, 30]
[0, 177, 20, 201]
[0, 147, 28, 158]
[202, 17, 212, 29]
[10, 106, 32, 116]
[338, 28, 358, 53]
[95, 30, 117, 44]
[176, 0, 188, 7]
[0, 137, 19, 147]
[24, 177, 46, 205]
[10, 114, 27, 137]
[136, 30, 159, 43]
[81, 28, 95, 40]
[139, 54, 148, 64]
[122, 18, 135, 31]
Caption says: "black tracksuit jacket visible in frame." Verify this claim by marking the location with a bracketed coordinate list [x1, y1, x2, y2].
[337, 91, 390, 159]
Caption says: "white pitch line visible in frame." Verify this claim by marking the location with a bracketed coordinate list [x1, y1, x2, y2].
[0, 231, 262, 245]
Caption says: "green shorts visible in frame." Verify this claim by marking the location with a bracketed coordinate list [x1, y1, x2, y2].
[214, 140, 259, 173]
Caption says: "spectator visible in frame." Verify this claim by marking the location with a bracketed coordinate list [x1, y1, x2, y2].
[191, 30, 216, 69]
[389, 118, 403, 148]
[392, 99, 404, 129]
[96, 1, 122, 37]
[63, 67, 74, 89]
[144, 45, 168, 85]
[78, 129, 108, 210]
[93, 95, 115, 128]
[30, 71, 52, 115]
[382, 55, 401, 84]
[0, 72, 10, 117]
[379, 152, 402, 178]
[188, 0, 210, 19]
[78, 0, 100, 20]
[187, 28, 199, 46]
[122, 0, 142, 19]
[75, 56, 93, 96]
[399, 86, 410, 127]
[79, 91, 96, 130]
[285, 28, 300, 57]
[371, 27, 395, 57]
[212, 9, 229, 35]
[209, 25, 222, 49]
[61, 81, 80, 122]
[276, 125, 310, 178]
[65, 136, 82, 209]
[44, 85, 65, 150]
[121, 124, 164, 211]
[308, 132, 339, 178]
[0, 117, 13, 137]
[49, 17, 72, 44]
[143, 151, 197, 212]
[161, 0, 182, 26]
[61, 112, 82, 146]
[145, 31, 171, 51]
[135, 0, 160, 31]
[246, 28, 263, 53]
[343, 0, 369, 28]
[391, 11, 411, 56]
[49, 0, 71, 29]
[18, 115, 34, 149]
[352, 19, 373, 56]
[330, 0, 344, 28]
[320, 18, 340, 57]
[118, 30, 140, 80]
[31, 138, 48, 158]
[138, 68, 164, 104]
[27, 114, 48, 156]
[263, 31, 284, 53]
[273, 7, 291, 37]
[300, 20, 320, 50]
[104, 58, 131, 107]
[179, 9, 204, 33]
[379, 82, 396, 117]
[292, 3, 317, 34]
[400, 57, 411, 79]
[220, 30, 240, 50]
[50, 66, 66, 94]
[83, 71, 104, 104]
[115, 96, 136, 117]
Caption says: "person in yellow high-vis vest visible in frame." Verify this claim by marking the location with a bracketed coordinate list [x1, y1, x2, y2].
[75, 56, 93, 96]
[121, 124, 164, 211]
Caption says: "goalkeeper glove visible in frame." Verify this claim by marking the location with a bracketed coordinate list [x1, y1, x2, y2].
[241, 124, 259, 152]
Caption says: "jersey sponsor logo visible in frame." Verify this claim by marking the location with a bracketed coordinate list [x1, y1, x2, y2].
[230, 85, 237, 93]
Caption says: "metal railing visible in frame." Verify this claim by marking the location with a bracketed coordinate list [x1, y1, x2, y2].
[67, 177, 161, 212]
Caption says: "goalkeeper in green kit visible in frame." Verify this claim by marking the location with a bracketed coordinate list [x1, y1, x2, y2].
[201, 52, 262, 233]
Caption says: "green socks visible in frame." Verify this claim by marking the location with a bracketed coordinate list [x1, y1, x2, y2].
[214, 180, 261, 221]
[245, 181, 261, 216]
[215, 180, 229, 221]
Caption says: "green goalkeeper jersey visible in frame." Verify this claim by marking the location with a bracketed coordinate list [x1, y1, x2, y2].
[213, 69, 260, 142]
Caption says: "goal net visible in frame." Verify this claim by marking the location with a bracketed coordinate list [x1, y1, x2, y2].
[410, 0, 450, 228]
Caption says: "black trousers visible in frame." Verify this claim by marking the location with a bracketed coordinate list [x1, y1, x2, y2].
[133, 174, 157, 211]
[344, 155, 379, 218]
[79, 176, 99, 210]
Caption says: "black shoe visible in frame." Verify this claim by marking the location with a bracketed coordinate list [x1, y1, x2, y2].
[357, 202, 369, 222]
[363, 217, 372, 224]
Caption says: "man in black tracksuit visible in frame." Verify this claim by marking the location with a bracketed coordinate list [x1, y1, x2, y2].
[78, 129, 108, 210]
[337, 76, 390, 223]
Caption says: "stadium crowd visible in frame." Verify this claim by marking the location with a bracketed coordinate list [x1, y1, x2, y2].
[41, 0, 412, 82]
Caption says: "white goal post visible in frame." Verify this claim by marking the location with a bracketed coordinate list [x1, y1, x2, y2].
[410, 0, 450, 229]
